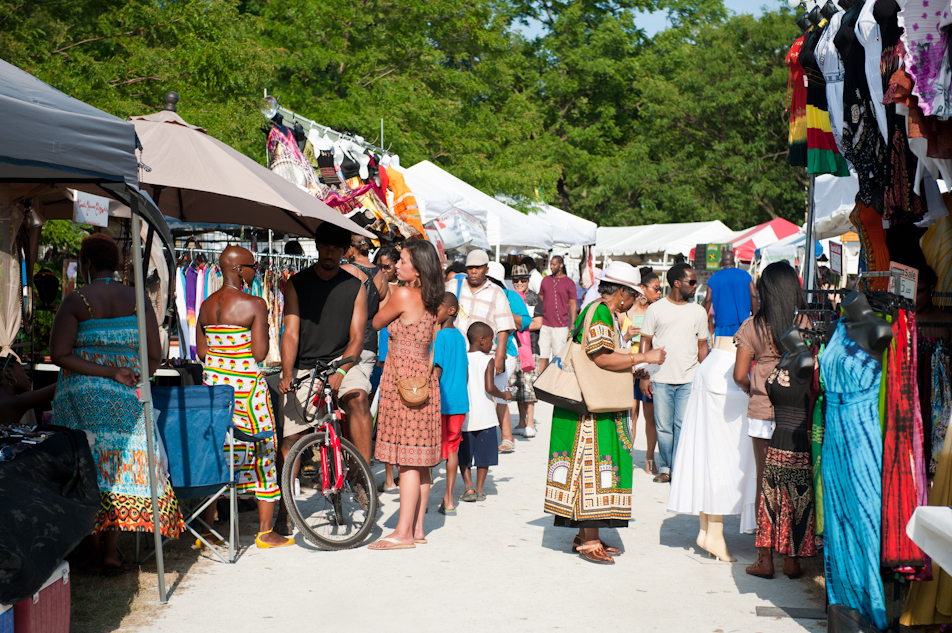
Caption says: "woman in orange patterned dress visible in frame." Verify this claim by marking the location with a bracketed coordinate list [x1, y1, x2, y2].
[370, 241, 445, 549]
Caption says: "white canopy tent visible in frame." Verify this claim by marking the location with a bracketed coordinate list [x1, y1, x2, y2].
[403, 161, 554, 251]
[569, 220, 735, 260]
[529, 204, 596, 246]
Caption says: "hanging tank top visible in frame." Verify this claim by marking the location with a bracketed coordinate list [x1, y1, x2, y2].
[349, 261, 381, 353]
[290, 267, 362, 369]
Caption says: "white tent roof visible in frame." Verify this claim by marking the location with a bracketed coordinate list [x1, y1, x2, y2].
[530, 204, 596, 246]
[403, 161, 554, 250]
[584, 221, 735, 257]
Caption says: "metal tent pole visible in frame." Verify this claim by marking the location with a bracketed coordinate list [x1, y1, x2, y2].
[803, 174, 817, 296]
[131, 205, 167, 604]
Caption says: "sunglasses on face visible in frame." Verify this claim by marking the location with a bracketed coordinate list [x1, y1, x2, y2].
[681, 279, 697, 286]
[512, 277, 529, 283]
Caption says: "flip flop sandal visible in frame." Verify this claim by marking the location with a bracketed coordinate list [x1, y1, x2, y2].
[460, 488, 478, 502]
[414, 539, 428, 544]
[369, 537, 416, 550]
[438, 503, 457, 516]
[498, 439, 515, 454]
[377, 481, 399, 494]
[475, 492, 487, 502]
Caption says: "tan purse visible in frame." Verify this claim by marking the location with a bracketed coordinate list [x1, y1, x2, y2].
[571, 299, 635, 413]
[389, 350, 433, 407]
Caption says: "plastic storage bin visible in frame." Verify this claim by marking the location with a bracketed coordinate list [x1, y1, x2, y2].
[12, 562, 70, 633]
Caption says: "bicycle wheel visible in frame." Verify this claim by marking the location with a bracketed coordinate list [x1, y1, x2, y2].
[282, 432, 378, 550]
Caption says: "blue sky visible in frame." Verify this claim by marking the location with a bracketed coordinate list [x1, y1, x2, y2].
[519, 0, 775, 38]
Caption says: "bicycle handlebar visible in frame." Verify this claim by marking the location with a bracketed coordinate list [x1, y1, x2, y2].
[289, 356, 357, 391]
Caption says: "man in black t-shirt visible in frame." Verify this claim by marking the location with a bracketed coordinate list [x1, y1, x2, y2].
[277, 223, 368, 524]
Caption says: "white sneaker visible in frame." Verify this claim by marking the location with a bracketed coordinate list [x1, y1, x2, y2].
[525, 427, 537, 438]
[513, 427, 526, 436]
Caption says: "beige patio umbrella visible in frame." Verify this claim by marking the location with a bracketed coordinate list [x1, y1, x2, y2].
[130, 102, 373, 238]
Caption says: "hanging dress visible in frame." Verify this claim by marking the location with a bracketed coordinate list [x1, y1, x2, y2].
[816, 11, 849, 158]
[881, 310, 927, 568]
[787, 32, 810, 167]
[901, 0, 952, 119]
[819, 320, 888, 631]
[837, 0, 886, 204]
[802, 19, 851, 176]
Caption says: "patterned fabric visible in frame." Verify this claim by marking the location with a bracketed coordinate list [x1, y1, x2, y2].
[900, 0, 952, 119]
[851, 203, 891, 290]
[819, 321, 887, 631]
[544, 304, 632, 526]
[756, 366, 819, 557]
[447, 277, 516, 345]
[881, 311, 927, 568]
[801, 20, 850, 176]
[929, 342, 951, 476]
[52, 315, 185, 538]
[385, 166, 425, 236]
[375, 311, 442, 467]
[787, 32, 809, 167]
[202, 325, 280, 501]
[811, 347, 826, 536]
[509, 355, 539, 403]
[816, 12, 848, 156]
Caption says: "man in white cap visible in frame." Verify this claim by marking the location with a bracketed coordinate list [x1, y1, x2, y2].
[446, 249, 515, 383]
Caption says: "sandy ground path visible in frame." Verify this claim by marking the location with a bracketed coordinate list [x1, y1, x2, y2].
[137, 402, 825, 633]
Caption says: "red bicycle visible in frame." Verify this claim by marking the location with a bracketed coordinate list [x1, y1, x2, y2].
[281, 357, 378, 550]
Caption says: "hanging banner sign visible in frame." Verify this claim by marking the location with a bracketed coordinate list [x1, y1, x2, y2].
[888, 261, 918, 301]
[73, 191, 110, 227]
[829, 242, 843, 276]
[426, 209, 490, 251]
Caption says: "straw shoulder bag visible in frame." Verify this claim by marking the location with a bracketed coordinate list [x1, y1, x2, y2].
[570, 300, 635, 414]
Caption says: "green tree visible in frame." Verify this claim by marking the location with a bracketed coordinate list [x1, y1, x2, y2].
[0, 0, 278, 159]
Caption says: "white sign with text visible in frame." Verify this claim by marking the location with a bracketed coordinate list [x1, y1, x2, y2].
[73, 191, 110, 227]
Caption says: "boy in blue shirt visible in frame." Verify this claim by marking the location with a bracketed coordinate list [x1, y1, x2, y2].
[433, 292, 469, 516]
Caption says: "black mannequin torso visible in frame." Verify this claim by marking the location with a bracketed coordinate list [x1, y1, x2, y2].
[841, 291, 893, 357]
[820, 0, 837, 20]
[797, 14, 811, 31]
[780, 327, 814, 380]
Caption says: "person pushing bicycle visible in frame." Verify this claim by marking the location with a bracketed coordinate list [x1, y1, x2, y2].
[276, 223, 370, 533]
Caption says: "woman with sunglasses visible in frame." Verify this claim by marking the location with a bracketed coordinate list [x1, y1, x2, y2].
[373, 245, 401, 493]
[622, 268, 663, 474]
[509, 265, 543, 438]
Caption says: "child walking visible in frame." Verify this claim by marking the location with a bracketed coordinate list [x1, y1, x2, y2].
[460, 321, 512, 502]
[433, 293, 469, 516]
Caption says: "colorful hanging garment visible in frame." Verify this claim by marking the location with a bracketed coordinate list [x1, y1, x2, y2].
[900, 0, 952, 119]
[881, 310, 927, 569]
[820, 321, 888, 631]
[929, 342, 951, 476]
[787, 32, 809, 167]
[811, 346, 826, 536]
[850, 203, 891, 290]
[921, 212, 952, 307]
[801, 20, 850, 176]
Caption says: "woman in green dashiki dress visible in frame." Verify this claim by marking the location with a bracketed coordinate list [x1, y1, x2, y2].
[544, 264, 666, 565]
[51, 234, 184, 573]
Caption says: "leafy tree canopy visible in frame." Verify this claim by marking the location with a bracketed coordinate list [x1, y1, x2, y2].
[0, 0, 804, 230]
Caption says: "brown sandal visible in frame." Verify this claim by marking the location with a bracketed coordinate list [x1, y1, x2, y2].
[572, 535, 621, 555]
[577, 542, 615, 565]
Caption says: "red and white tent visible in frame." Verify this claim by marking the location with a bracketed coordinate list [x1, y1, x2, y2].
[729, 218, 800, 262]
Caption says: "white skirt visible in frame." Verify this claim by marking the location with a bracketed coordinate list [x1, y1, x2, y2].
[666, 349, 758, 533]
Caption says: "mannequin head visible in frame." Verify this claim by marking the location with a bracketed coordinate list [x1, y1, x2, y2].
[779, 327, 814, 379]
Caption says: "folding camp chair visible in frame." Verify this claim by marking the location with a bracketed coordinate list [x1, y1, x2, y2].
[137, 385, 272, 564]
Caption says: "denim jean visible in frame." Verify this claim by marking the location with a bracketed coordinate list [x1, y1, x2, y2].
[652, 382, 693, 474]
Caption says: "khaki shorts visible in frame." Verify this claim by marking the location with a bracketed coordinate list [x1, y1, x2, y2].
[539, 325, 570, 358]
[283, 350, 375, 437]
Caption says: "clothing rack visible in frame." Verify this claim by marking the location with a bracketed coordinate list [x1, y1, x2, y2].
[264, 90, 391, 156]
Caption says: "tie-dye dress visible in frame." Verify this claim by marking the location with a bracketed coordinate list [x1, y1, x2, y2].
[202, 325, 280, 501]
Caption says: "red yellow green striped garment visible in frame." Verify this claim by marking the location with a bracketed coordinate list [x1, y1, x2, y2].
[202, 325, 280, 501]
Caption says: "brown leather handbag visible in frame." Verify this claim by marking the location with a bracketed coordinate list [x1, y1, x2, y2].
[389, 351, 433, 407]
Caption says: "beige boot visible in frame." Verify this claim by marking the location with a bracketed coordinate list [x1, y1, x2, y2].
[703, 514, 736, 562]
[696, 512, 709, 553]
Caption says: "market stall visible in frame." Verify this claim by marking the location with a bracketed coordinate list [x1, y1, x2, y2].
[0, 59, 175, 604]
[781, 2, 952, 628]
